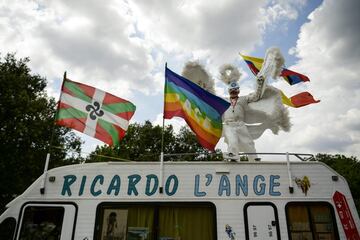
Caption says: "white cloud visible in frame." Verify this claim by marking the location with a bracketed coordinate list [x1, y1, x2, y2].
[260, 0, 307, 31]
[4, 0, 358, 159]
[3, 0, 304, 97]
[129, 0, 267, 65]
[255, 0, 360, 158]
[0, 0, 273, 99]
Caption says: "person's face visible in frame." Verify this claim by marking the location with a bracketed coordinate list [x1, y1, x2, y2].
[229, 88, 239, 98]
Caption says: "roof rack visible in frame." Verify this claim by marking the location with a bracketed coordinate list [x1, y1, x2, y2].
[238, 152, 315, 161]
[163, 152, 315, 162]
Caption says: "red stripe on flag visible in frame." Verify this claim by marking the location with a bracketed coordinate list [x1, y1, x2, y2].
[196, 133, 217, 150]
[290, 92, 320, 108]
[164, 102, 184, 119]
[164, 101, 183, 113]
[245, 61, 260, 75]
[64, 78, 95, 98]
[58, 102, 72, 109]
[74, 80, 96, 98]
[113, 124, 126, 142]
[94, 122, 127, 146]
[185, 113, 219, 145]
[55, 118, 87, 132]
[165, 108, 219, 150]
[164, 110, 183, 119]
[102, 92, 129, 104]
[281, 69, 310, 82]
[94, 123, 115, 146]
[115, 111, 135, 120]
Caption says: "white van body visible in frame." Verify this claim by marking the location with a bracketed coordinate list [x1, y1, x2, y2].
[1, 160, 359, 240]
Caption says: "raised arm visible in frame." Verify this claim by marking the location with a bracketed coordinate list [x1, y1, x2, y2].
[246, 76, 265, 103]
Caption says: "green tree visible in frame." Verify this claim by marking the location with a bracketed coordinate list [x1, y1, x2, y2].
[167, 126, 223, 161]
[87, 121, 222, 162]
[0, 53, 82, 212]
[315, 154, 360, 214]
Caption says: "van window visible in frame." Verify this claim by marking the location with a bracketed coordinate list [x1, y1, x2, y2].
[95, 203, 216, 240]
[286, 202, 339, 240]
[19, 206, 64, 240]
[0, 217, 16, 239]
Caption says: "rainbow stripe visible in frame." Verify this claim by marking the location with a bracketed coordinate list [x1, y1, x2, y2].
[56, 78, 136, 146]
[164, 67, 230, 150]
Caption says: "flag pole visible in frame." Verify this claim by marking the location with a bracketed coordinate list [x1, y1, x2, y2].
[40, 71, 66, 194]
[159, 63, 168, 194]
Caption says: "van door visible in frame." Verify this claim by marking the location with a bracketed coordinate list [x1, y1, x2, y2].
[244, 202, 280, 240]
[16, 203, 77, 240]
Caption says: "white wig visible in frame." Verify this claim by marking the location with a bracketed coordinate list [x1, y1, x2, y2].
[182, 61, 215, 93]
[219, 64, 242, 89]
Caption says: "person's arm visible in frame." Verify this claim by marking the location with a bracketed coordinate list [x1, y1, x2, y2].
[247, 76, 265, 103]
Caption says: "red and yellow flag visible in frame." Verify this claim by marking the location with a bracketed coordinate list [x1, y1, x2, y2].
[240, 54, 320, 108]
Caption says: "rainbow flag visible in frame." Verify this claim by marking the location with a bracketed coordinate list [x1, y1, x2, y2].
[240, 54, 319, 108]
[164, 67, 230, 151]
[56, 78, 136, 146]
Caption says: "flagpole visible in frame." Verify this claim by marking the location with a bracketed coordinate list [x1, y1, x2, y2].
[40, 71, 67, 194]
[159, 63, 168, 194]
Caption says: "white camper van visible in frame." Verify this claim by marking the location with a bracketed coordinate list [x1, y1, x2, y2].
[1, 154, 359, 240]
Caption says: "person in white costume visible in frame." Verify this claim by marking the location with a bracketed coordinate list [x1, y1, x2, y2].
[181, 47, 291, 162]
[221, 65, 265, 161]
[221, 47, 291, 161]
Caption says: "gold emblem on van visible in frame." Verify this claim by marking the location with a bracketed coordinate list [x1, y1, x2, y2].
[295, 176, 311, 196]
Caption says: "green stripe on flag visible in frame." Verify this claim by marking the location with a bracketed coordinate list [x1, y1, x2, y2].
[56, 107, 87, 120]
[102, 102, 136, 115]
[166, 83, 222, 129]
[64, 81, 92, 103]
[98, 119, 120, 146]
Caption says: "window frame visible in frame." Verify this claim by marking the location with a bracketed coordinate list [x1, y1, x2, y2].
[14, 201, 78, 240]
[285, 201, 340, 240]
[94, 201, 217, 240]
[243, 202, 281, 240]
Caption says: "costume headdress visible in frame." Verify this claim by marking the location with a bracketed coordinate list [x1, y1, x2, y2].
[182, 61, 215, 93]
[219, 64, 241, 90]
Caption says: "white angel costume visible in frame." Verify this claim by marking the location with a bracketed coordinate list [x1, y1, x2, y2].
[222, 82, 290, 161]
[221, 48, 291, 161]
[181, 47, 291, 162]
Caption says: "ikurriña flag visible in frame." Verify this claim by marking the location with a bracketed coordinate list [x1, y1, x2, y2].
[55, 77, 136, 146]
[164, 67, 230, 151]
[240, 54, 319, 108]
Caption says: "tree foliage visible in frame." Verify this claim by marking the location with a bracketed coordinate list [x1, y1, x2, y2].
[0, 53, 82, 211]
[87, 121, 222, 162]
[315, 154, 360, 214]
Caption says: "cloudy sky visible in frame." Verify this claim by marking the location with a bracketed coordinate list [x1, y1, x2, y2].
[1, 0, 359, 159]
